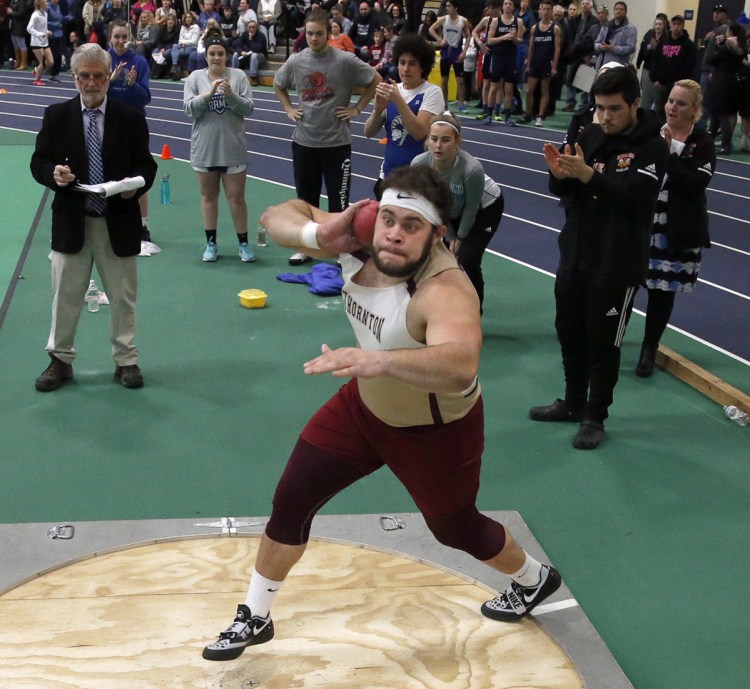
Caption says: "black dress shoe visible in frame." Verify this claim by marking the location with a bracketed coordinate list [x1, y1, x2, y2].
[114, 364, 144, 389]
[35, 354, 74, 392]
[635, 343, 656, 378]
[572, 421, 605, 450]
[529, 398, 584, 422]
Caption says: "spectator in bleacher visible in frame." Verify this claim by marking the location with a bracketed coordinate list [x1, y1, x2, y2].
[288, 0, 310, 35]
[154, 0, 176, 26]
[129, 0, 155, 29]
[387, 2, 404, 33]
[329, 3, 350, 34]
[102, 0, 128, 36]
[133, 9, 160, 66]
[195, 0, 220, 29]
[219, 2, 237, 40]
[349, 0, 375, 62]
[636, 80, 715, 377]
[650, 15, 696, 125]
[367, 26, 383, 64]
[188, 15, 221, 70]
[170, 10, 200, 78]
[374, 21, 398, 79]
[151, 11, 179, 77]
[257, 0, 279, 53]
[235, 0, 257, 35]
[232, 17, 266, 82]
[82, 0, 104, 37]
[328, 17, 353, 51]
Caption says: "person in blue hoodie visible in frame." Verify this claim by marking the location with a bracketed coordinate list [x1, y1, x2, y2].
[107, 17, 158, 253]
[46, 0, 67, 80]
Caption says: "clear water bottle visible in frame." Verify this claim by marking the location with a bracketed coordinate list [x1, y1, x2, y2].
[160, 174, 171, 204]
[724, 405, 749, 427]
[86, 279, 100, 313]
[257, 224, 267, 247]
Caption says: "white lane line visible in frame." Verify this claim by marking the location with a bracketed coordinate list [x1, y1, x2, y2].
[532, 599, 580, 615]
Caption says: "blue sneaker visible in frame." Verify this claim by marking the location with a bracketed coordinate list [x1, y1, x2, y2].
[458, 103, 468, 113]
[239, 242, 256, 263]
[202, 241, 218, 262]
[504, 113, 516, 127]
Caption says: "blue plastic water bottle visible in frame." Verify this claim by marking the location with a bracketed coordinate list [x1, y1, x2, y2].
[160, 174, 170, 205]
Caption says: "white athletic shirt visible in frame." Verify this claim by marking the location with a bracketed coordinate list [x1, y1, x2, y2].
[442, 14, 465, 49]
[339, 243, 481, 427]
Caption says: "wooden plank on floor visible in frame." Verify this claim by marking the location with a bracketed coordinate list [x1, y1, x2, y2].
[657, 345, 750, 415]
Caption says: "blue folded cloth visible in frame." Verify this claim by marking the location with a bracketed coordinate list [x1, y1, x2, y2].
[276, 263, 344, 296]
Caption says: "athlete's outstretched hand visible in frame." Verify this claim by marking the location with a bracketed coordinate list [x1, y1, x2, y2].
[304, 344, 385, 379]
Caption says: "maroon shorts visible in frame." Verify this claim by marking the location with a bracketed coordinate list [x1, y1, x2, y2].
[294, 380, 484, 519]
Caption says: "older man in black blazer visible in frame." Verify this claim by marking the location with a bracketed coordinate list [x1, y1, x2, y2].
[30, 43, 157, 392]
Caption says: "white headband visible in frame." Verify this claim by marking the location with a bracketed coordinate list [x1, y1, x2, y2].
[379, 188, 443, 227]
[430, 113, 460, 135]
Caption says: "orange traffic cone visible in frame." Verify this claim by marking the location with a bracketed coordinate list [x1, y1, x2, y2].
[159, 144, 173, 160]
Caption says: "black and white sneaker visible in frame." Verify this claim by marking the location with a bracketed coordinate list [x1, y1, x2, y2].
[202, 604, 274, 661]
[481, 565, 561, 621]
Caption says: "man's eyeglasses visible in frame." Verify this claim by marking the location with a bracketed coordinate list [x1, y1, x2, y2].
[75, 71, 108, 83]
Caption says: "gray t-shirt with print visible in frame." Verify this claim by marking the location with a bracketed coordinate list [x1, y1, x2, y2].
[274, 46, 376, 148]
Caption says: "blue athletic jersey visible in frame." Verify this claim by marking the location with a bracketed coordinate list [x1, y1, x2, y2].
[530, 22, 555, 70]
[383, 93, 425, 177]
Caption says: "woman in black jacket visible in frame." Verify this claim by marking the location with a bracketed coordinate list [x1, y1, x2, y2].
[636, 79, 716, 377]
[151, 11, 179, 77]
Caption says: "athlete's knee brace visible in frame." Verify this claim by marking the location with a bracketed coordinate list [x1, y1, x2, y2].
[425, 504, 506, 561]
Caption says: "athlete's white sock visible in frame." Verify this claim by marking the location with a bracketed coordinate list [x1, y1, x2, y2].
[244, 568, 284, 618]
[510, 553, 543, 588]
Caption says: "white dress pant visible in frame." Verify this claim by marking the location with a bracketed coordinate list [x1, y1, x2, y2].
[47, 216, 138, 366]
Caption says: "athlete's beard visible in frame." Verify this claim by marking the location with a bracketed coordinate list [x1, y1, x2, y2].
[371, 232, 436, 279]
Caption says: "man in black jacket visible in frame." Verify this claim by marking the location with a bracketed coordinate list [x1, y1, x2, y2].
[531, 67, 669, 449]
[650, 15, 696, 123]
[30, 43, 157, 392]
[349, 0, 375, 62]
